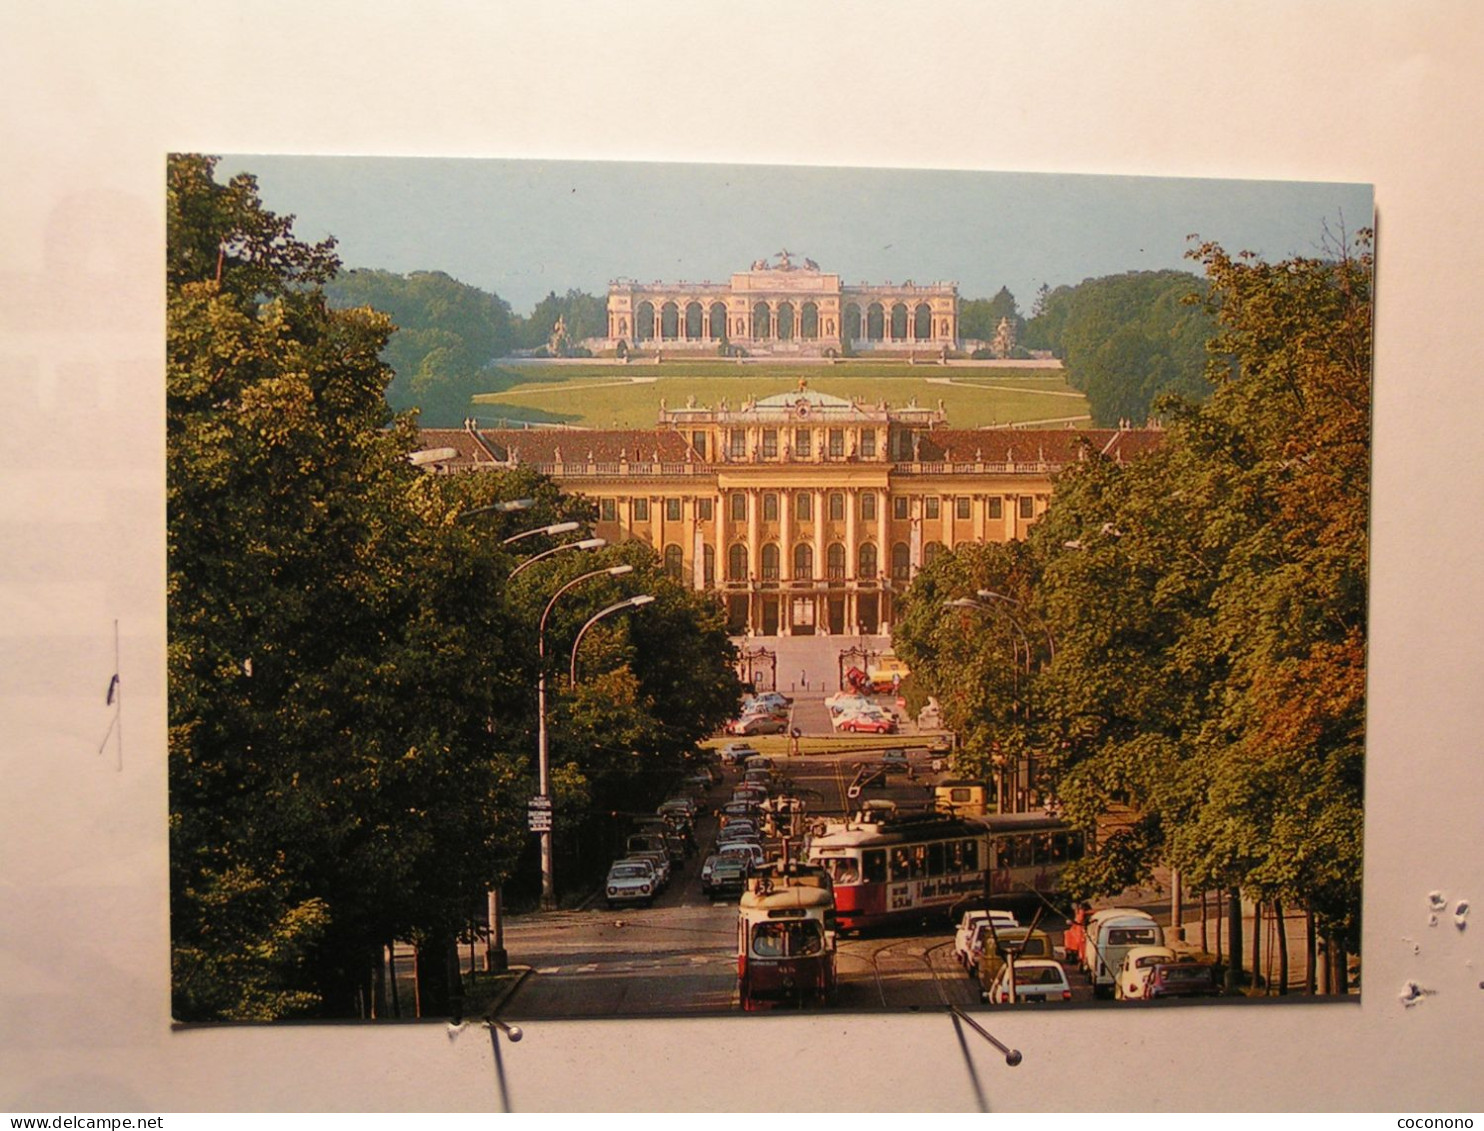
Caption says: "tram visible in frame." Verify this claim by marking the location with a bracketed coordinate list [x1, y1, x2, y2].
[737, 873, 838, 1010]
[806, 804, 1086, 931]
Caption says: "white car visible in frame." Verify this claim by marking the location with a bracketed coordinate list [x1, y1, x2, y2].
[718, 841, 766, 870]
[984, 959, 1072, 1004]
[953, 909, 1020, 967]
[1115, 945, 1177, 1001]
[605, 860, 658, 908]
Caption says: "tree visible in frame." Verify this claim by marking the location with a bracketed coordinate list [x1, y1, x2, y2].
[959, 286, 1023, 344]
[169, 156, 540, 1019]
[1021, 270, 1214, 425]
[322, 268, 516, 423]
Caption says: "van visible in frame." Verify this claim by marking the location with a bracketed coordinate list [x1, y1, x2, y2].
[1081, 908, 1163, 997]
[975, 926, 1055, 992]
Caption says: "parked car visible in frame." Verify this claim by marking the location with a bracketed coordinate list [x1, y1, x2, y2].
[703, 854, 750, 899]
[719, 743, 759, 766]
[625, 849, 671, 889]
[718, 841, 767, 871]
[1143, 961, 1223, 1000]
[837, 713, 897, 735]
[984, 959, 1073, 1004]
[719, 799, 760, 824]
[975, 926, 1056, 990]
[1115, 945, 1177, 1001]
[716, 820, 759, 844]
[627, 831, 683, 865]
[605, 860, 658, 908]
[1081, 908, 1164, 997]
[953, 909, 1021, 968]
[732, 713, 788, 736]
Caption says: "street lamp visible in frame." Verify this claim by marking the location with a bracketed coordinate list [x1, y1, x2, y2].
[503, 520, 581, 546]
[454, 498, 536, 521]
[534, 564, 634, 911]
[508, 536, 605, 579]
[570, 594, 656, 686]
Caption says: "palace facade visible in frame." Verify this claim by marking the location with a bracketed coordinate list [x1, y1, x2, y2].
[420, 386, 1161, 638]
[606, 250, 958, 357]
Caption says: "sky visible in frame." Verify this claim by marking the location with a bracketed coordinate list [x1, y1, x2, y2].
[218, 155, 1373, 318]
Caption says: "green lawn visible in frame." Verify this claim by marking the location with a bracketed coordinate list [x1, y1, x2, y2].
[470, 363, 1088, 430]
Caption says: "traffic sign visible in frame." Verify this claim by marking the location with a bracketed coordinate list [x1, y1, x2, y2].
[528, 810, 552, 832]
[528, 794, 552, 810]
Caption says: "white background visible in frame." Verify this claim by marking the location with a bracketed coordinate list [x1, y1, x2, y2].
[2, 1, 1481, 1113]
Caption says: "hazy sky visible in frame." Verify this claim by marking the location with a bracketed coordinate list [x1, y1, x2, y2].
[219, 155, 1373, 317]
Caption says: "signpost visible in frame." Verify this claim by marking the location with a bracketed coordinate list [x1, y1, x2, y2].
[528, 795, 552, 833]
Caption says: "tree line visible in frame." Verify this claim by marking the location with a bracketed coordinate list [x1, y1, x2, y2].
[167, 155, 740, 1021]
[893, 230, 1371, 994]
[321, 263, 1214, 430]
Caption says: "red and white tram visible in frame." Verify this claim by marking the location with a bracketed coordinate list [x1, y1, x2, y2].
[737, 875, 837, 1010]
[807, 805, 1087, 931]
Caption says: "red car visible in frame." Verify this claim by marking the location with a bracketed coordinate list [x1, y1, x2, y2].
[837, 714, 896, 734]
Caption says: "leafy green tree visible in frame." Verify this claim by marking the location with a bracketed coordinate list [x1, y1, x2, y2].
[169, 156, 544, 1018]
[516, 289, 609, 352]
[959, 286, 1023, 344]
[1022, 270, 1214, 425]
[323, 268, 516, 423]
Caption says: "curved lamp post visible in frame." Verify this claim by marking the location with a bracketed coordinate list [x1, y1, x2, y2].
[503, 520, 581, 547]
[508, 536, 604, 580]
[534, 564, 633, 910]
[454, 497, 536, 522]
[570, 595, 656, 686]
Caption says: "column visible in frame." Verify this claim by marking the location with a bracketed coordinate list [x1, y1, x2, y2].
[714, 494, 726, 590]
[845, 488, 858, 580]
[778, 490, 792, 634]
[686, 498, 701, 591]
[909, 497, 923, 572]
[813, 489, 825, 582]
[974, 494, 986, 542]
[877, 490, 889, 575]
[747, 489, 761, 583]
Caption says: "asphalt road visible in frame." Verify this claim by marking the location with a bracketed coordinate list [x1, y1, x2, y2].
[496, 746, 1092, 1020]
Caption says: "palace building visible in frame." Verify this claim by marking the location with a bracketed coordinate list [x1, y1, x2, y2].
[419, 384, 1162, 638]
[606, 250, 958, 357]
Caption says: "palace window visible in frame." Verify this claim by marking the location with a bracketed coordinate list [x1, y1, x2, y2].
[891, 542, 911, 580]
[600, 498, 616, 522]
[1019, 496, 1035, 519]
[731, 492, 747, 522]
[763, 493, 779, 522]
[796, 493, 812, 521]
[762, 429, 778, 459]
[925, 497, 940, 520]
[893, 497, 909, 520]
[762, 544, 780, 581]
[828, 429, 845, 458]
[988, 497, 1003, 520]
[793, 543, 813, 581]
[691, 430, 707, 460]
[956, 496, 971, 521]
[633, 498, 650, 521]
[861, 492, 877, 521]
[795, 428, 812, 459]
[665, 498, 681, 522]
[697, 498, 714, 522]
[924, 541, 944, 567]
[664, 544, 683, 579]
[703, 545, 716, 587]
[829, 493, 845, 521]
[728, 543, 748, 582]
[861, 429, 876, 458]
[859, 542, 878, 578]
[827, 543, 846, 581]
[729, 429, 746, 459]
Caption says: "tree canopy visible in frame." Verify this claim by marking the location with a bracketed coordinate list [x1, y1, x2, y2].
[168, 155, 740, 1020]
[895, 230, 1371, 960]
[1022, 269, 1215, 425]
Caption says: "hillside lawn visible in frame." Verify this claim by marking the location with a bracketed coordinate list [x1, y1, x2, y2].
[467, 362, 1088, 430]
